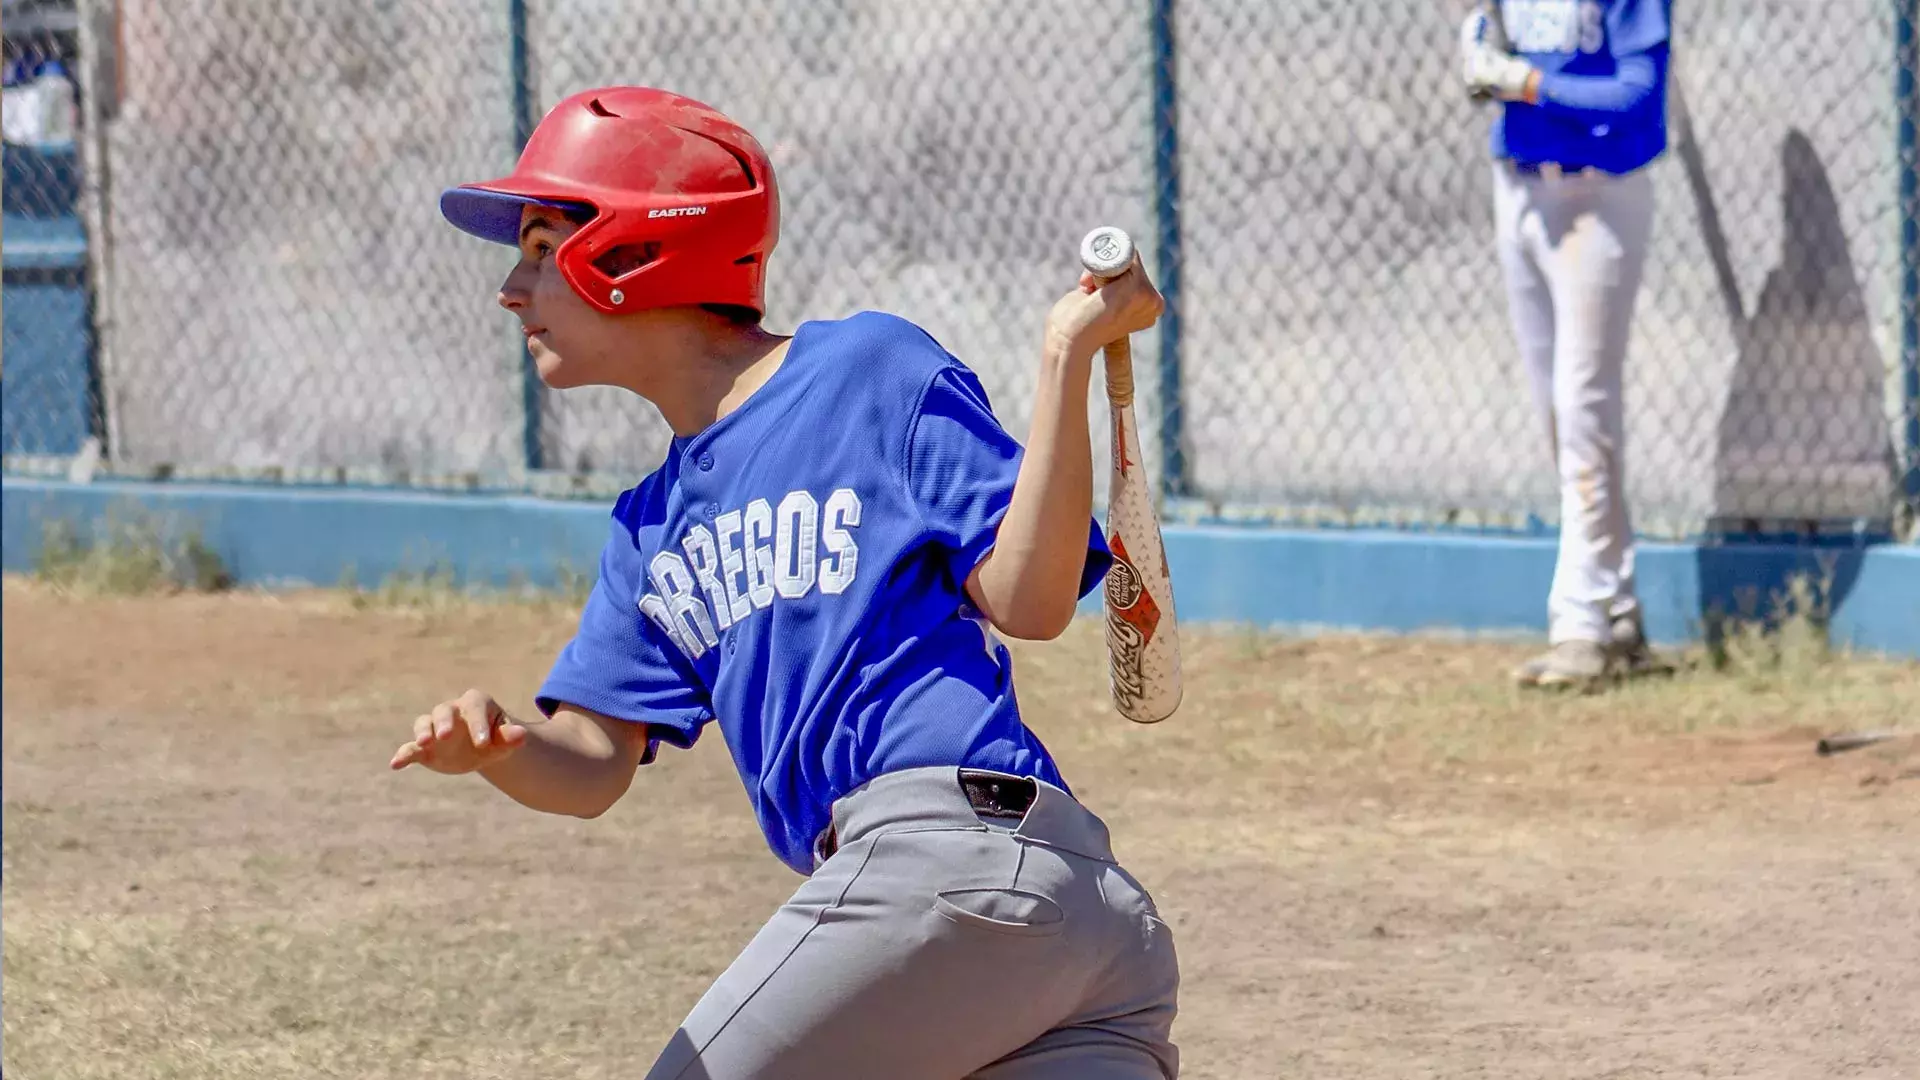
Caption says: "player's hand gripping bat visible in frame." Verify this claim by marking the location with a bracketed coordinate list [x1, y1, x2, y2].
[1463, 1, 1519, 104]
[1079, 226, 1182, 724]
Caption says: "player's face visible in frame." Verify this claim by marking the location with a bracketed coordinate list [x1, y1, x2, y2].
[498, 206, 623, 390]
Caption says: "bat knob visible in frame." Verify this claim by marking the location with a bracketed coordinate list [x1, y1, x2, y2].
[1079, 226, 1135, 281]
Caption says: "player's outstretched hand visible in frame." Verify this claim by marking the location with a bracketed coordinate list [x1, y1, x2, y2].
[389, 688, 529, 774]
[1046, 250, 1164, 361]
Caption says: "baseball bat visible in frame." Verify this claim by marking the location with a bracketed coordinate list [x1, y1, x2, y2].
[1816, 730, 1915, 757]
[1079, 226, 1182, 724]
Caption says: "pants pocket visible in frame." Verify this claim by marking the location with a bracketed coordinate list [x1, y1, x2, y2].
[933, 887, 1067, 937]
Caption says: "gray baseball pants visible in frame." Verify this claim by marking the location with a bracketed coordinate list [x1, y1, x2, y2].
[642, 766, 1181, 1079]
[1493, 160, 1656, 645]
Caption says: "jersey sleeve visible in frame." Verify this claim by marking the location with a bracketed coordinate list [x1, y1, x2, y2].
[904, 363, 1112, 600]
[534, 514, 714, 763]
[1535, 49, 1663, 121]
[1606, 0, 1670, 57]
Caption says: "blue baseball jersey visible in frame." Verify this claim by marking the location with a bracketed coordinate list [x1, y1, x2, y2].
[535, 311, 1112, 874]
[1491, 0, 1671, 174]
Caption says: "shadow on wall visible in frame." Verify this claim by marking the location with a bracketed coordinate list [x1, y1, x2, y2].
[1692, 128, 1896, 644]
[1711, 128, 1897, 531]
[1692, 541, 1865, 651]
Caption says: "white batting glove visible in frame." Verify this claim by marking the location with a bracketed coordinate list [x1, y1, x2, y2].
[1460, 9, 1536, 103]
[1465, 2, 1510, 52]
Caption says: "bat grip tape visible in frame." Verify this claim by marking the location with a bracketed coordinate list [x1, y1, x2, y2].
[1104, 338, 1135, 407]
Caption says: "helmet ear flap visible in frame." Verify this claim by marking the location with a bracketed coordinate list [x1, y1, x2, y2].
[586, 242, 665, 310]
[552, 211, 625, 312]
[593, 242, 663, 280]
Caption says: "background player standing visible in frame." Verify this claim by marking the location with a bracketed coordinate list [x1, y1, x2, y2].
[388, 87, 1180, 1078]
[1459, 0, 1677, 690]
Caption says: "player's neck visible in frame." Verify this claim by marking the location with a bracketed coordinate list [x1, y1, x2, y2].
[626, 320, 793, 438]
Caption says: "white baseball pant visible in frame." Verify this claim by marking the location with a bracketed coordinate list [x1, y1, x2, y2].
[1492, 160, 1656, 645]
[641, 767, 1181, 1079]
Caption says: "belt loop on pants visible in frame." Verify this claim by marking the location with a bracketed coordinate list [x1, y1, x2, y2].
[1510, 159, 1597, 182]
[813, 770, 1038, 864]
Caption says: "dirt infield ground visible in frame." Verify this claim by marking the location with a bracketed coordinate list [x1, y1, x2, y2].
[4, 578, 1917, 1079]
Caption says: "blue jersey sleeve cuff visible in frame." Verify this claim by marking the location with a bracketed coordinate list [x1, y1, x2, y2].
[533, 682, 711, 764]
[1080, 516, 1114, 599]
[955, 515, 1112, 603]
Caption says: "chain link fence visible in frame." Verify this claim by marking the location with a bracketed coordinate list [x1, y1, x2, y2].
[4, 0, 95, 466]
[4, 0, 1917, 541]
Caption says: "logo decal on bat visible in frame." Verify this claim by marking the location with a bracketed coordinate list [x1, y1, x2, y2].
[1105, 533, 1160, 643]
[1105, 532, 1160, 713]
[1088, 230, 1127, 265]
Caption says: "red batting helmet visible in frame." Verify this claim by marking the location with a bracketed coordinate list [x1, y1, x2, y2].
[439, 87, 779, 317]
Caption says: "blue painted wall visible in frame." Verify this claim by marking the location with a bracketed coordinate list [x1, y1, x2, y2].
[5, 478, 1916, 657]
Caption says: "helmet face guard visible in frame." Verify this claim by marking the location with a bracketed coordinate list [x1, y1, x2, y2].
[440, 87, 780, 317]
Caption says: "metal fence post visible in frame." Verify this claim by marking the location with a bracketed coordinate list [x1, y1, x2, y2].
[1149, 0, 1186, 500]
[1898, 0, 1919, 536]
[75, 0, 119, 464]
[510, 0, 543, 473]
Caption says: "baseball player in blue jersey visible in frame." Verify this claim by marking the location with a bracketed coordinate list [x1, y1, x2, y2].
[1460, 0, 1677, 689]
[389, 87, 1180, 1078]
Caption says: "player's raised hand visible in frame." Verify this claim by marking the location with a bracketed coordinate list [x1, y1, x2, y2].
[389, 688, 529, 774]
[1045, 248, 1163, 362]
[1460, 5, 1538, 104]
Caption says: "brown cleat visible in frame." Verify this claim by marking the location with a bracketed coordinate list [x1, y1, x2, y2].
[1610, 615, 1676, 680]
[1513, 640, 1609, 692]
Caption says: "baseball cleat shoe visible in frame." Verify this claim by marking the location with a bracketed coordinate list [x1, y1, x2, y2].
[1514, 639, 1609, 692]
[1609, 614, 1675, 680]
